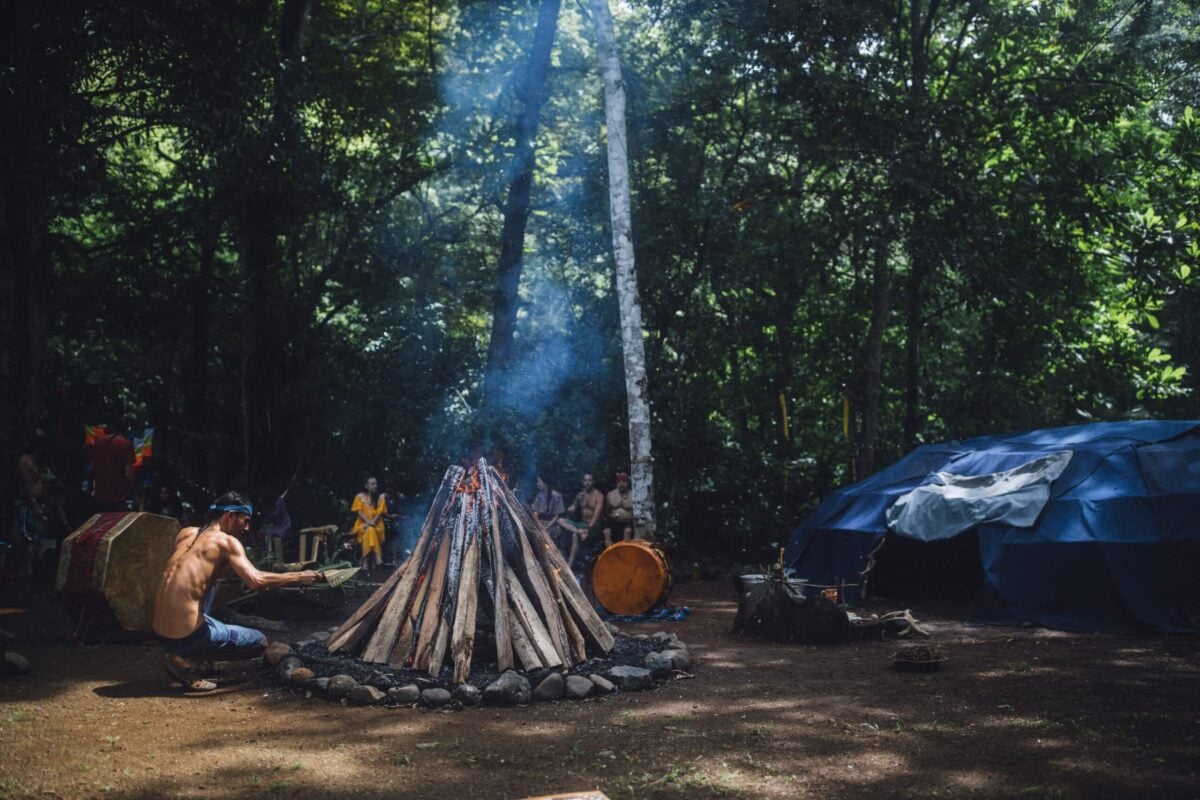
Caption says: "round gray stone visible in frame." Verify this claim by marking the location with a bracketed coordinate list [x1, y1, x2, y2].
[422, 688, 452, 708]
[452, 684, 483, 707]
[349, 684, 387, 705]
[483, 670, 532, 706]
[533, 673, 565, 702]
[3, 651, 30, 676]
[364, 669, 394, 689]
[565, 675, 594, 699]
[588, 674, 615, 694]
[662, 648, 692, 670]
[388, 684, 421, 704]
[305, 677, 331, 693]
[277, 656, 305, 680]
[308, 630, 331, 644]
[287, 667, 315, 685]
[606, 665, 653, 691]
[263, 642, 294, 666]
[644, 651, 673, 679]
[327, 674, 359, 699]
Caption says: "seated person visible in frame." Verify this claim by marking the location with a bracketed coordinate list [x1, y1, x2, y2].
[564, 472, 605, 571]
[603, 471, 634, 546]
[530, 476, 567, 552]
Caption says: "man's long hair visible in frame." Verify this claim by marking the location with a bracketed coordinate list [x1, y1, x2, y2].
[206, 490, 251, 524]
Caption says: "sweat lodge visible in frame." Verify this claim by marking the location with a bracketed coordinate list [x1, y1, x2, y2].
[784, 420, 1200, 633]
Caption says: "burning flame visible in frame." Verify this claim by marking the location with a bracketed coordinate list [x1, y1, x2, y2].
[455, 467, 483, 495]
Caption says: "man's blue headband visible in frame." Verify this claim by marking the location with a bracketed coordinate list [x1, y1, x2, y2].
[210, 503, 254, 516]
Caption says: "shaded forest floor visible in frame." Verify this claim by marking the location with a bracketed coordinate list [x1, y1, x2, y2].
[1, 580, 1199, 800]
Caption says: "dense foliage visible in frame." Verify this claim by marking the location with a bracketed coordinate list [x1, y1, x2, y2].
[2, 0, 1197, 561]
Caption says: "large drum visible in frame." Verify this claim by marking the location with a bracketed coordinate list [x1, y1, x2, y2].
[56, 512, 180, 632]
[591, 540, 672, 615]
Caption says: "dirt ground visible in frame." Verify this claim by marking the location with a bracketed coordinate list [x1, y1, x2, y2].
[2, 579, 1199, 800]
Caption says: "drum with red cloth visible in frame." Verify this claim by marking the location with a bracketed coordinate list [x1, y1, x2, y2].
[56, 512, 180, 632]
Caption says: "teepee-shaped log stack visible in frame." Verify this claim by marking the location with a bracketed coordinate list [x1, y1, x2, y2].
[327, 460, 615, 683]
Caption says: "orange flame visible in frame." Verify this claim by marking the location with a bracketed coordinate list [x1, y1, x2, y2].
[455, 465, 483, 495]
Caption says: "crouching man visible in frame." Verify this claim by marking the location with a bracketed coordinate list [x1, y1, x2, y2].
[152, 491, 321, 691]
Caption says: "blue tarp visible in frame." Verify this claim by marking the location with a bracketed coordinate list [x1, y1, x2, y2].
[784, 421, 1200, 633]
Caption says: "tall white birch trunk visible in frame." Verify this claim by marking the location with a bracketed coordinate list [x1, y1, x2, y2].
[588, 0, 656, 540]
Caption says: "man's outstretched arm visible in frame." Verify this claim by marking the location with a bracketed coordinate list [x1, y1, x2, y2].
[226, 537, 320, 590]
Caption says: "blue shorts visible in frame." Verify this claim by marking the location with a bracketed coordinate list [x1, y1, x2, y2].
[157, 614, 266, 661]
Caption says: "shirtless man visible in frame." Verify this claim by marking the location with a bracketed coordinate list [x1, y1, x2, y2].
[564, 472, 605, 569]
[153, 491, 320, 691]
[603, 471, 634, 547]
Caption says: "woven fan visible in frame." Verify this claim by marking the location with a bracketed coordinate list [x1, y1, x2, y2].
[320, 566, 362, 588]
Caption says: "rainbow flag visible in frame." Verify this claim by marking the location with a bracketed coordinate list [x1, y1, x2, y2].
[132, 428, 154, 470]
[84, 424, 107, 446]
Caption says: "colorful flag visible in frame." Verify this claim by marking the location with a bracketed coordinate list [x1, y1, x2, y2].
[132, 428, 155, 470]
[84, 424, 107, 446]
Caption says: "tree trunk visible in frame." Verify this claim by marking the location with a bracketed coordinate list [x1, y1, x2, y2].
[235, 0, 311, 494]
[187, 209, 222, 488]
[589, 0, 656, 540]
[857, 238, 891, 477]
[482, 0, 562, 408]
[901, 0, 934, 450]
[0, 0, 78, 517]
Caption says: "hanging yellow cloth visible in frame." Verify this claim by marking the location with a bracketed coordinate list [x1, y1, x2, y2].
[351, 493, 388, 559]
[842, 389, 851, 438]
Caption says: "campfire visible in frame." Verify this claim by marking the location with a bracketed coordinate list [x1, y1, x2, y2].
[327, 459, 614, 683]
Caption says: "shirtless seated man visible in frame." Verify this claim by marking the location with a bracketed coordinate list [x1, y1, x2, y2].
[603, 471, 634, 547]
[152, 491, 321, 691]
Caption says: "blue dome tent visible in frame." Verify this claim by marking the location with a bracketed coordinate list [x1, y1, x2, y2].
[784, 421, 1200, 633]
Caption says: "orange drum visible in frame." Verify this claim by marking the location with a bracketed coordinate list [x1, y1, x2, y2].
[591, 541, 672, 615]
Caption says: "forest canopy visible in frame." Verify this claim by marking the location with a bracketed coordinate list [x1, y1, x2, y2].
[2, 0, 1197, 561]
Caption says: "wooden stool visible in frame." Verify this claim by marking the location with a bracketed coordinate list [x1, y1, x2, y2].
[298, 525, 337, 564]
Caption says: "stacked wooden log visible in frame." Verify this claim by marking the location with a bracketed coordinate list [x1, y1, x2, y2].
[327, 460, 614, 683]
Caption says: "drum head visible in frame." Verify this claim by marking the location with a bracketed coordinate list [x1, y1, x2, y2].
[592, 541, 671, 615]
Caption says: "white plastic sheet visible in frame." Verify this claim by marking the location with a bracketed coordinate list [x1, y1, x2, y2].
[885, 451, 1073, 541]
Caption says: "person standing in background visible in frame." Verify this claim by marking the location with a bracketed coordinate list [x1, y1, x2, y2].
[91, 422, 135, 514]
[260, 491, 292, 563]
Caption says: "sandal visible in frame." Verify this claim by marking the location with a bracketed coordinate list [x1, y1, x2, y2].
[165, 661, 217, 692]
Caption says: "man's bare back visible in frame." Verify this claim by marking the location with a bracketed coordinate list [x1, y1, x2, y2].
[154, 523, 320, 638]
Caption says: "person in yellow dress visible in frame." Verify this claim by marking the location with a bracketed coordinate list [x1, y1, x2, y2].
[351, 477, 388, 572]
